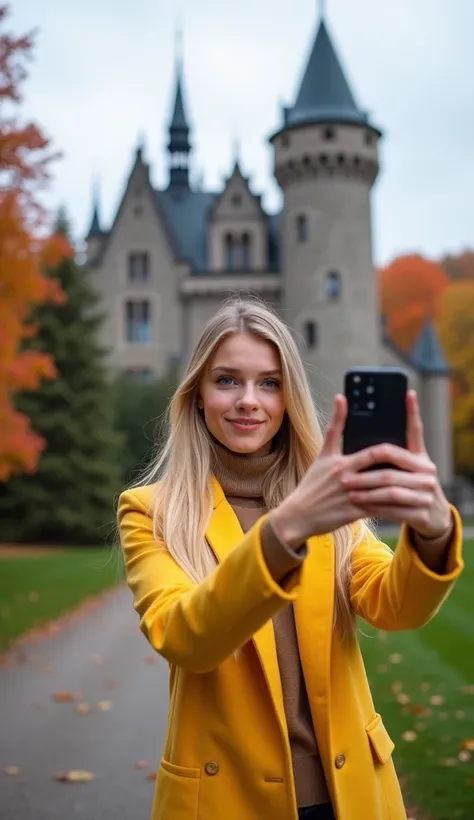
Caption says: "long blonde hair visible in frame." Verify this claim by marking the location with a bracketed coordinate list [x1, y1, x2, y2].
[135, 296, 365, 639]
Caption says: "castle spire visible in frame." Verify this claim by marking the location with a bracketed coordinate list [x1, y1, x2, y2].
[86, 179, 102, 238]
[167, 29, 191, 191]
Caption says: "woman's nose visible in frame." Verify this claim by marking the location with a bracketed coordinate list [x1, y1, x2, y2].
[236, 384, 259, 408]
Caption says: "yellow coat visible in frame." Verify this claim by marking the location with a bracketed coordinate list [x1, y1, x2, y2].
[118, 478, 464, 820]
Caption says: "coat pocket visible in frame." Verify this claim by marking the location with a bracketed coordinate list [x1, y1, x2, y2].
[365, 713, 395, 765]
[152, 757, 201, 820]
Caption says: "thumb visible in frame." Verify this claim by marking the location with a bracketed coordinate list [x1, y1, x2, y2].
[321, 394, 347, 456]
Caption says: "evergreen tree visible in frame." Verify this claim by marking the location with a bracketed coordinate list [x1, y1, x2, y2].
[0, 224, 122, 545]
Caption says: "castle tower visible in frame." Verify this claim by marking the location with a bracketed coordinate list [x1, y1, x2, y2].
[411, 320, 453, 487]
[270, 10, 382, 412]
[85, 180, 104, 265]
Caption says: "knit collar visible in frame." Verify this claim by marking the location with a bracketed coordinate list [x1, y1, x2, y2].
[212, 440, 279, 499]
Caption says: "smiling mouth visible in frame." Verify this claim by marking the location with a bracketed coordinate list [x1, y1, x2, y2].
[226, 419, 264, 430]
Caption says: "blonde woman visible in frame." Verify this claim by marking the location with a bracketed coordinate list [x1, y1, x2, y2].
[118, 297, 463, 820]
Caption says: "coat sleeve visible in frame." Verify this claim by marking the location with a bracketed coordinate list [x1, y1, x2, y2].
[350, 506, 464, 631]
[118, 489, 302, 673]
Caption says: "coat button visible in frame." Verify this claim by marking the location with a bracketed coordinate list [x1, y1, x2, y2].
[335, 753, 346, 769]
[205, 761, 219, 776]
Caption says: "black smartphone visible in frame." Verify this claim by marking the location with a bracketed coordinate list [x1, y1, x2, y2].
[342, 367, 408, 468]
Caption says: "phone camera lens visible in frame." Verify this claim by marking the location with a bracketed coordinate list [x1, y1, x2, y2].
[367, 401, 375, 410]
[353, 389, 360, 397]
[353, 375, 361, 384]
[366, 385, 375, 394]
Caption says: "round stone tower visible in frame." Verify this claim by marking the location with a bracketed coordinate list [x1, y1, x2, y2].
[270, 13, 383, 413]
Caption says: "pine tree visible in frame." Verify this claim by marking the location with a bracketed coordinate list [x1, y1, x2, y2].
[0, 222, 123, 545]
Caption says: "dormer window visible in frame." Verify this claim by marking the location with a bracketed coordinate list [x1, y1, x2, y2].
[241, 233, 252, 269]
[225, 234, 236, 270]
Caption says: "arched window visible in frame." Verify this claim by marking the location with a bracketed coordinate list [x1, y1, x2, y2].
[225, 233, 235, 270]
[296, 214, 308, 243]
[304, 320, 318, 350]
[241, 233, 252, 269]
[325, 270, 341, 301]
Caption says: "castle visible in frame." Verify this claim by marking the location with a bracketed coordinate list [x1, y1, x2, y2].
[85, 10, 453, 486]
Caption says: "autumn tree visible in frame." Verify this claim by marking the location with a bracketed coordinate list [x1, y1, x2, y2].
[0, 4, 65, 481]
[436, 281, 474, 475]
[378, 254, 449, 352]
[0, 218, 123, 544]
[441, 250, 474, 281]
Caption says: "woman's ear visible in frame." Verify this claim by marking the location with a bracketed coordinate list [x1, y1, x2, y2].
[197, 397, 204, 410]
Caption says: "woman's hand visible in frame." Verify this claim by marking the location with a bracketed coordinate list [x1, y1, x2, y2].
[270, 395, 382, 547]
[339, 390, 452, 541]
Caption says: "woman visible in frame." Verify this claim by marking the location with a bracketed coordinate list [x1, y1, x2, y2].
[118, 297, 463, 820]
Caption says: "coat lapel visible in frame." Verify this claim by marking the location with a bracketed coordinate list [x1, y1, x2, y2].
[205, 476, 287, 732]
[294, 532, 335, 757]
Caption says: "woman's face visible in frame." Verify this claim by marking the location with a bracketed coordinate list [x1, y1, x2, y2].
[199, 332, 286, 456]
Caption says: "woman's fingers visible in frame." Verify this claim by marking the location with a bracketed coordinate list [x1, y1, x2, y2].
[344, 442, 436, 475]
[321, 394, 347, 456]
[406, 390, 426, 454]
[340, 469, 437, 492]
[348, 487, 434, 508]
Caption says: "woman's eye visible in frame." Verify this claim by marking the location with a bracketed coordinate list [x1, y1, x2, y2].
[263, 379, 280, 389]
[217, 376, 235, 386]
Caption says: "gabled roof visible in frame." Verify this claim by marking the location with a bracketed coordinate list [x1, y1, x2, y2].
[411, 319, 450, 375]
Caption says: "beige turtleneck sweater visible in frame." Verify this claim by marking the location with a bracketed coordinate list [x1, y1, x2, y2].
[212, 444, 330, 809]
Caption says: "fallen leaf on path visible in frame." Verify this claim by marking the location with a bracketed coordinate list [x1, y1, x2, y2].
[91, 654, 102, 666]
[145, 656, 157, 665]
[135, 761, 150, 770]
[461, 739, 474, 751]
[96, 700, 113, 711]
[53, 691, 82, 703]
[438, 757, 458, 767]
[397, 693, 410, 705]
[402, 731, 417, 742]
[388, 653, 404, 664]
[458, 751, 471, 763]
[429, 695, 444, 706]
[4, 766, 20, 776]
[74, 703, 91, 715]
[410, 705, 427, 716]
[54, 770, 95, 783]
[390, 681, 403, 694]
[146, 772, 158, 781]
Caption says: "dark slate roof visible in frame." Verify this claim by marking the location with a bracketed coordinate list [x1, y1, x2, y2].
[411, 319, 450, 375]
[284, 19, 369, 129]
[156, 188, 216, 271]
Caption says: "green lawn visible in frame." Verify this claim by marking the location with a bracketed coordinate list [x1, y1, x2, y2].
[361, 538, 474, 820]
[0, 547, 123, 651]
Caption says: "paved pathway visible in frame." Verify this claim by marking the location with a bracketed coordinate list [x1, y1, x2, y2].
[0, 586, 168, 820]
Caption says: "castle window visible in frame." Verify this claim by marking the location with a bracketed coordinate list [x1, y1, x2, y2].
[125, 299, 152, 343]
[241, 233, 252, 269]
[323, 127, 336, 141]
[364, 131, 374, 146]
[296, 214, 308, 243]
[224, 233, 236, 270]
[304, 320, 318, 350]
[128, 252, 149, 282]
[326, 270, 341, 301]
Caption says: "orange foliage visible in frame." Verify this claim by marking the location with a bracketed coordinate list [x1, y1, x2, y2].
[0, 5, 69, 481]
[379, 254, 449, 351]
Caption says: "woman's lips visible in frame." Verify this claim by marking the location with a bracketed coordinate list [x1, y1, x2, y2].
[226, 419, 264, 432]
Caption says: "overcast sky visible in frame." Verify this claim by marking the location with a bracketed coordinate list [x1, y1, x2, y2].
[10, 0, 474, 266]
